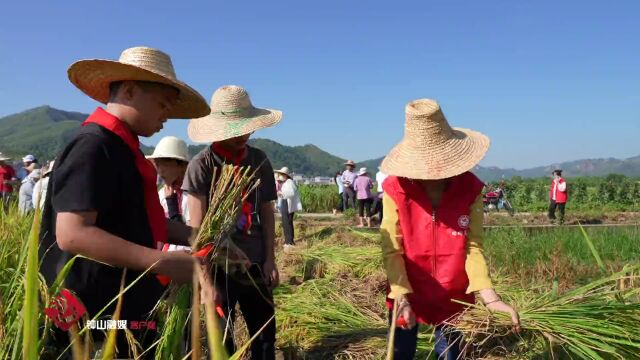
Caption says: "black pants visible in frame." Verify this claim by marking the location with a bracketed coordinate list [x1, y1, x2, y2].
[357, 198, 373, 217]
[372, 195, 383, 221]
[336, 193, 344, 212]
[279, 200, 295, 245]
[343, 187, 356, 210]
[548, 200, 566, 223]
[215, 265, 276, 360]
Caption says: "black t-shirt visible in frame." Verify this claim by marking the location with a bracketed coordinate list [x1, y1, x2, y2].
[39, 123, 164, 322]
[182, 145, 277, 264]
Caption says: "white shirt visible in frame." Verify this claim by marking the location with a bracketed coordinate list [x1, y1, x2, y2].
[278, 178, 303, 213]
[32, 177, 49, 210]
[376, 171, 388, 193]
[158, 189, 190, 224]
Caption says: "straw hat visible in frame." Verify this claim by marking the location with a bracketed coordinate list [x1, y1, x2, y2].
[147, 136, 189, 162]
[344, 160, 356, 167]
[67, 46, 210, 119]
[187, 85, 282, 143]
[43, 160, 55, 177]
[274, 167, 291, 178]
[380, 99, 490, 180]
[0, 152, 11, 161]
[358, 167, 368, 176]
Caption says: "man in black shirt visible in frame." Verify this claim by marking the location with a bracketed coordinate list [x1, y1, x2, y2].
[184, 85, 282, 360]
[40, 46, 210, 358]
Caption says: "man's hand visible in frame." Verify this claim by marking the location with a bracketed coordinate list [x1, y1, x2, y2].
[262, 259, 279, 289]
[154, 251, 198, 285]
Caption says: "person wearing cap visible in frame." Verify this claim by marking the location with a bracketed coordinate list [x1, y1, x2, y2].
[549, 169, 568, 225]
[38, 46, 211, 358]
[379, 99, 519, 359]
[275, 167, 302, 251]
[148, 136, 191, 225]
[353, 167, 374, 228]
[341, 160, 358, 210]
[32, 160, 55, 210]
[183, 85, 282, 359]
[0, 152, 18, 206]
[18, 168, 41, 215]
[17, 154, 38, 180]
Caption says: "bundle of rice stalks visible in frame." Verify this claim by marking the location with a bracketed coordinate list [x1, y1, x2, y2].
[157, 164, 259, 359]
[451, 265, 640, 360]
[297, 245, 382, 278]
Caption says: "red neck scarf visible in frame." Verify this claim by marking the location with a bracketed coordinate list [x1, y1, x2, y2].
[211, 142, 252, 235]
[82, 108, 167, 248]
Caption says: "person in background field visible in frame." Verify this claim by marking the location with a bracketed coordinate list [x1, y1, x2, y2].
[148, 136, 191, 254]
[373, 166, 388, 223]
[38, 46, 211, 359]
[148, 136, 190, 224]
[17, 154, 38, 180]
[33, 160, 55, 210]
[341, 160, 357, 210]
[333, 170, 344, 215]
[19, 168, 41, 215]
[353, 167, 374, 228]
[184, 85, 281, 360]
[548, 169, 568, 225]
[0, 152, 18, 206]
[380, 99, 519, 360]
[275, 166, 302, 252]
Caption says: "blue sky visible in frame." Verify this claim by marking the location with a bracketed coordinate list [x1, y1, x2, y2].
[1, 1, 639, 169]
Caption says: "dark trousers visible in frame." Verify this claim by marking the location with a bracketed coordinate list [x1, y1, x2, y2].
[392, 323, 463, 360]
[279, 201, 295, 245]
[372, 195, 383, 221]
[215, 265, 276, 360]
[343, 187, 356, 209]
[357, 198, 373, 217]
[336, 192, 344, 212]
[548, 200, 566, 223]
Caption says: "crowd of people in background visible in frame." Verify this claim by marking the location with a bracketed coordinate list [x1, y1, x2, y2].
[331, 160, 387, 227]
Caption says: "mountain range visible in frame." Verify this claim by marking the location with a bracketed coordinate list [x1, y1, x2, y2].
[1, 106, 639, 181]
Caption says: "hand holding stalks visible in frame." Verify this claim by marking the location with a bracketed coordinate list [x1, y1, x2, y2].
[479, 289, 520, 333]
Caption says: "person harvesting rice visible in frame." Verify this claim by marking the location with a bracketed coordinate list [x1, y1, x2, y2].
[183, 85, 282, 360]
[379, 99, 520, 360]
[39, 46, 211, 358]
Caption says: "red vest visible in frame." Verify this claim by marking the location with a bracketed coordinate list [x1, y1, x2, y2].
[384, 172, 484, 325]
[549, 178, 568, 203]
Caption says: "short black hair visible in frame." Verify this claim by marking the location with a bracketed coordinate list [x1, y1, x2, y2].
[109, 80, 179, 101]
[553, 169, 562, 175]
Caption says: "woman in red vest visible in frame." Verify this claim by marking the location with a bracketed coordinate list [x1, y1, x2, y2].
[548, 169, 568, 224]
[380, 99, 520, 359]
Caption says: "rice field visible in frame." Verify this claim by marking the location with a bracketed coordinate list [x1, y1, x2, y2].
[1, 200, 639, 359]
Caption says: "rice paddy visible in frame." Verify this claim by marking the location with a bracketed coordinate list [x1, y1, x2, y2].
[1, 201, 639, 359]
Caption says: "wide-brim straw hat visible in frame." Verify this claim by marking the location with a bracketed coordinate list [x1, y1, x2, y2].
[188, 85, 282, 143]
[147, 136, 190, 162]
[274, 166, 291, 178]
[358, 167, 368, 175]
[344, 160, 356, 166]
[67, 46, 210, 119]
[0, 153, 11, 161]
[380, 99, 490, 180]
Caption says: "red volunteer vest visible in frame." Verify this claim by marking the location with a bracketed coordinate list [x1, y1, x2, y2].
[384, 172, 484, 325]
[549, 178, 568, 203]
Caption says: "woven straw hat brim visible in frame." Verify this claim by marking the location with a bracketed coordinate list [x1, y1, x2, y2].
[380, 128, 490, 180]
[68, 60, 210, 119]
[274, 169, 291, 177]
[187, 108, 282, 143]
[0, 156, 11, 161]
